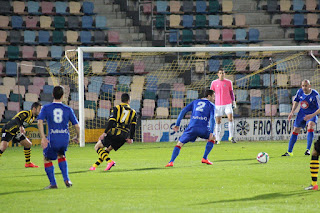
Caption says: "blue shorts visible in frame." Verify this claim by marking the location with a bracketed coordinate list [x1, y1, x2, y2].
[179, 126, 210, 144]
[294, 111, 318, 128]
[43, 141, 68, 160]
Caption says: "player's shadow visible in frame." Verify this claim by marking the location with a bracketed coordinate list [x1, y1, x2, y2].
[193, 190, 312, 206]
[215, 158, 254, 163]
[7, 169, 91, 178]
[102, 167, 165, 173]
[0, 189, 45, 196]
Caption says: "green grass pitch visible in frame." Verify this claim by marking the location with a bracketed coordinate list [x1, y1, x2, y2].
[0, 140, 319, 212]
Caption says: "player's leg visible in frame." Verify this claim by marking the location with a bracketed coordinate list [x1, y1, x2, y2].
[19, 136, 38, 168]
[283, 126, 301, 156]
[43, 147, 58, 189]
[57, 151, 72, 187]
[0, 130, 14, 158]
[202, 140, 215, 165]
[0, 141, 8, 158]
[305, 138, 320, 190]
[306, 120, 316, 155]
[104, 145, 115, 171]
[94, 139, 111, 162]
[215, 116, 222, 144]
[226, 104, 236, 143]
[166, 141, 184, 167]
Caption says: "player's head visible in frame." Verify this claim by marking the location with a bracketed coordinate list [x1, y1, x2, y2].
[204, 89, 214, 102]
[31, 102, 42, 117]
[53, 85, 64, 100]
[121, 93, 130, 104]
[301, 79, 311, 94]
[217, 69, 225, 80]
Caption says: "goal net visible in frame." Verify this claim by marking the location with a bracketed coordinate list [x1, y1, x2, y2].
[47, 46, 320, 146]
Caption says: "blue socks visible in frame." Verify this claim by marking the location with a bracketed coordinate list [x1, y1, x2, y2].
[288, 132, 298, 153]
[307, 130, 314, 150]
[203, 141, 214, 159]
[45, 162, 56, 186]
[58, 157, 69, 182]
[169, 146, 181, 163]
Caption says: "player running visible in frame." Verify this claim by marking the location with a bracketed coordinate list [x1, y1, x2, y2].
[165, 89, 216, 167]
[90, 93, 137, 171]
[210, 69, 237, 144]
[282, 79, 320, 156]
[38, 85, 80, 189]
[0, 102, 41, 168]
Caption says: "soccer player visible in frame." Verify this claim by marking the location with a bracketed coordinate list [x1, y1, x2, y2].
[90, 93, 137, 171]
[282, 79, 320, 157]
[0, 102, 41, 168]
[210, 69, 237, 144]
[37, 86, 80, 189]
[165, 89, 216, 167]
[305, 136, 320, 190]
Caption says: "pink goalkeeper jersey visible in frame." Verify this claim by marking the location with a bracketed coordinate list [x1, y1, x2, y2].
[210, 79, 234, 106]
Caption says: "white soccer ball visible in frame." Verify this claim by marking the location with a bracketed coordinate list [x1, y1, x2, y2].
[257, 152, 269, 163]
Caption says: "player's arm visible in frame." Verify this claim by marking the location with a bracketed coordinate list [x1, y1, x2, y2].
[99, 107, 117, 140]
[288, 101, 299, 121]
[208, 106, 216, 142]
[126, 111, 137, 144]
[174, 102, 193, 132]
[37, 119, 49, 149]
[69, 108, 80, 142]
[229, 81, 236, 108]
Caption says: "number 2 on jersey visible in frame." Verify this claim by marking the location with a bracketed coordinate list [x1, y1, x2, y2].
[196, 101, 206, 112]
[53, 108, 63, 123]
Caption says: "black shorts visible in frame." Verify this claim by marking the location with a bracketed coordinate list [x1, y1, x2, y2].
[1, 128, 26, 143]
[102, 131, 128, 151]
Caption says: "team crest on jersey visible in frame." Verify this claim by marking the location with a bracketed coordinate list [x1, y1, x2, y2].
[223, 84, 226, 87]
[301, 101, 309, 109]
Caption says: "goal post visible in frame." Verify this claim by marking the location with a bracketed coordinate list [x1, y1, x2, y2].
[52, 45, 320, 147]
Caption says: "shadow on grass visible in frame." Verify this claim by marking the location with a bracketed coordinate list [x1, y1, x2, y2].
[193, 190, 313, 205]
[100, 167, 166, 173]
[0, 189, 46, 196]
[3, 169, 91, 178]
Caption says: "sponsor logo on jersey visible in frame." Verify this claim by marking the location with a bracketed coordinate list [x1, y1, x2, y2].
[50, 129, 69, 134]
[301, 101, 309, 109]
[192, 116, 208, 121]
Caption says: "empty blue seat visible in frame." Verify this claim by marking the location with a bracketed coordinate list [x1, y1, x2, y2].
[88, 84, 102, 94]
[83, 1, 94, 14]
[6, 62, 17, 76]
[71, 92, 79, 101]
[39, 30, 51, 44]
[293, 14, 304, 26]
[208, 59, 220, 72]
[24, 31, 36, 44]
[186, 90, 198, 99]
[235, 29, 247, 42]
[248, 29, 260, 42]
[55, 1, 68, 14]
[48, 61, 62, 75]
[235, 90, 249, 103]
[208, 15, 220, 28]
[263, 74, 275, 86]
[279, 104, 291, 115]
[130, 100, 141, 113]
[101, 84, 113, 93]
[118, 76, 132, 84]
[95, 16, 107, 29]
[235, 74, 248, 88]
[183, 15, 193, 28]
[23, 101, 33, 110]
[278, 89, 290, 104]
[293, 0, 304, 11]
[105, 61, 118, 74]
[169, 30, 179, 43]
[0, 94, 7, 106]
[43, 85, 54, 94]
[250, 97, 262, 110]
[158, 99, 169, 107]
[12, 16, 23, 29]
[171, 91, 184, 99]
[157, 1, 168, 14]
[27, 1, 40, 14]
[97, 108, 110, 118]
[51, 46, 63, 59]
[196, 1, 207, 14]
[80, 31, 92, 44]
[82, 16, 93, 29]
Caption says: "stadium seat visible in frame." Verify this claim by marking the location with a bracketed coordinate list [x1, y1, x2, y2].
[196, 1, 207, 14]
[308, 28, 319, 41]
[25, 93, 39, 102]
[265, 104, 277, 116]
[195, 29, 207, 43]
[5, 62, 17, 76]
[51, 46, 63, 59]
[80, 31, 92, 44]
[248, 29, 260, 42]
[41, 1, 54, 14]
[53, 30, 64, 44]
[235, 29, 247, 42]
[130, 100, 141, 113]
[69, 1, 82, 14]
[108, 31, 121, 44]
[158, 99, 169, 108]
[156, 1, 168, 14]
[39, 30, 51, 44]
[250, 97, 262, 110]
[222, 0, 233, 12]
[306, 0, 317, 11]
[54, 16, 65, 29]
[249, 59, 261, 71]
[293, 14, 305, 26]
[99, 100, 112, 109]
[222, 15, 233, 27]
[156, 107, 169, 118]
[95, 16, 107, 29]
[170, 1, 181, 13]
[82, 16, 94, 29]
[281, 14, 292, 27]
[84, 108, 95, 120]
[279, 104, 291, 116]
[182, 15, 193, 28]
[222, 29, 234, 42]
[40, 16, 52, 29]
[209, 0, 220, 13]
[181, 29, 193, 43]
[20, 61, 33, 75]
[280, 0, 291, 12]
[97, 108, 110, 119]
[182, 1, 193, 13]
[4, 110, 17, 121]
[25, 16, 38, 29]
[7, 46, 19, 59]
[235, 14, 246, 27]
[13, 1, 26, 14]
[307, 13, 318, 26]
[169, 30, 179, 43]
[8, 101, 20, 113]
[208, 15, 220, 28]
[155, 15, 165, 29]
[22, 46, 35, 59]
[143, 2, 152, 14]
[27, 1, 40, 14]
[55, 1, 68, 14]
[0, 16, 10, 29]
[234, 59, 247, 72]
[24, 30, 37, 44]
[196, 15, 207, 28]
[209, 29, 220, 42]
[83, 1, 94, 15]
[36, 46, 49, 59]
[12, 16, 23, 29]
[34, 61, 48, 75]
[0, 31, 8, 44]
[293, 0, 305, 11]
[170, 15, 182, 28]
[43, 85, 54, 94]
[22, 101, 33, 111]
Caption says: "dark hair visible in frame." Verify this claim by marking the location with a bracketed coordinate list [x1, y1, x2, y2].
[121, 93, 130, 103]
[204, 89, 214, 98]
[53, 85, 64, 100]
[31, 102, 41, 110]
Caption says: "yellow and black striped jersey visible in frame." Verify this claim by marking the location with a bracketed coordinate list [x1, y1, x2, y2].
[107, 103, 137, 136]
[3, 110, 35, 135]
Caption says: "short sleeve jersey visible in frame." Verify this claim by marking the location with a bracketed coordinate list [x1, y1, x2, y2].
[294, 89, 320, 114]
[210, 79, 233, 106]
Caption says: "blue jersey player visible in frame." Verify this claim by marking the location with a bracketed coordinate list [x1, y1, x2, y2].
[282, 80, 320, 157]
[166, 89, 216, 167]
[37, 86, 80, 189]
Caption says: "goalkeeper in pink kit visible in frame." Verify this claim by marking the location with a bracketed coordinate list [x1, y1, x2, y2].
[210, 69, 237, 144]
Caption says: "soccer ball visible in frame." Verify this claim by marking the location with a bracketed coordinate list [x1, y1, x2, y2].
[257, 152, 269, 163]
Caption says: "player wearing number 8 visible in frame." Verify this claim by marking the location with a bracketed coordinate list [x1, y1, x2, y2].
[37, 86, 80, 189]
[165, 89, 216, 167]
[90, 93, 137, 171]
